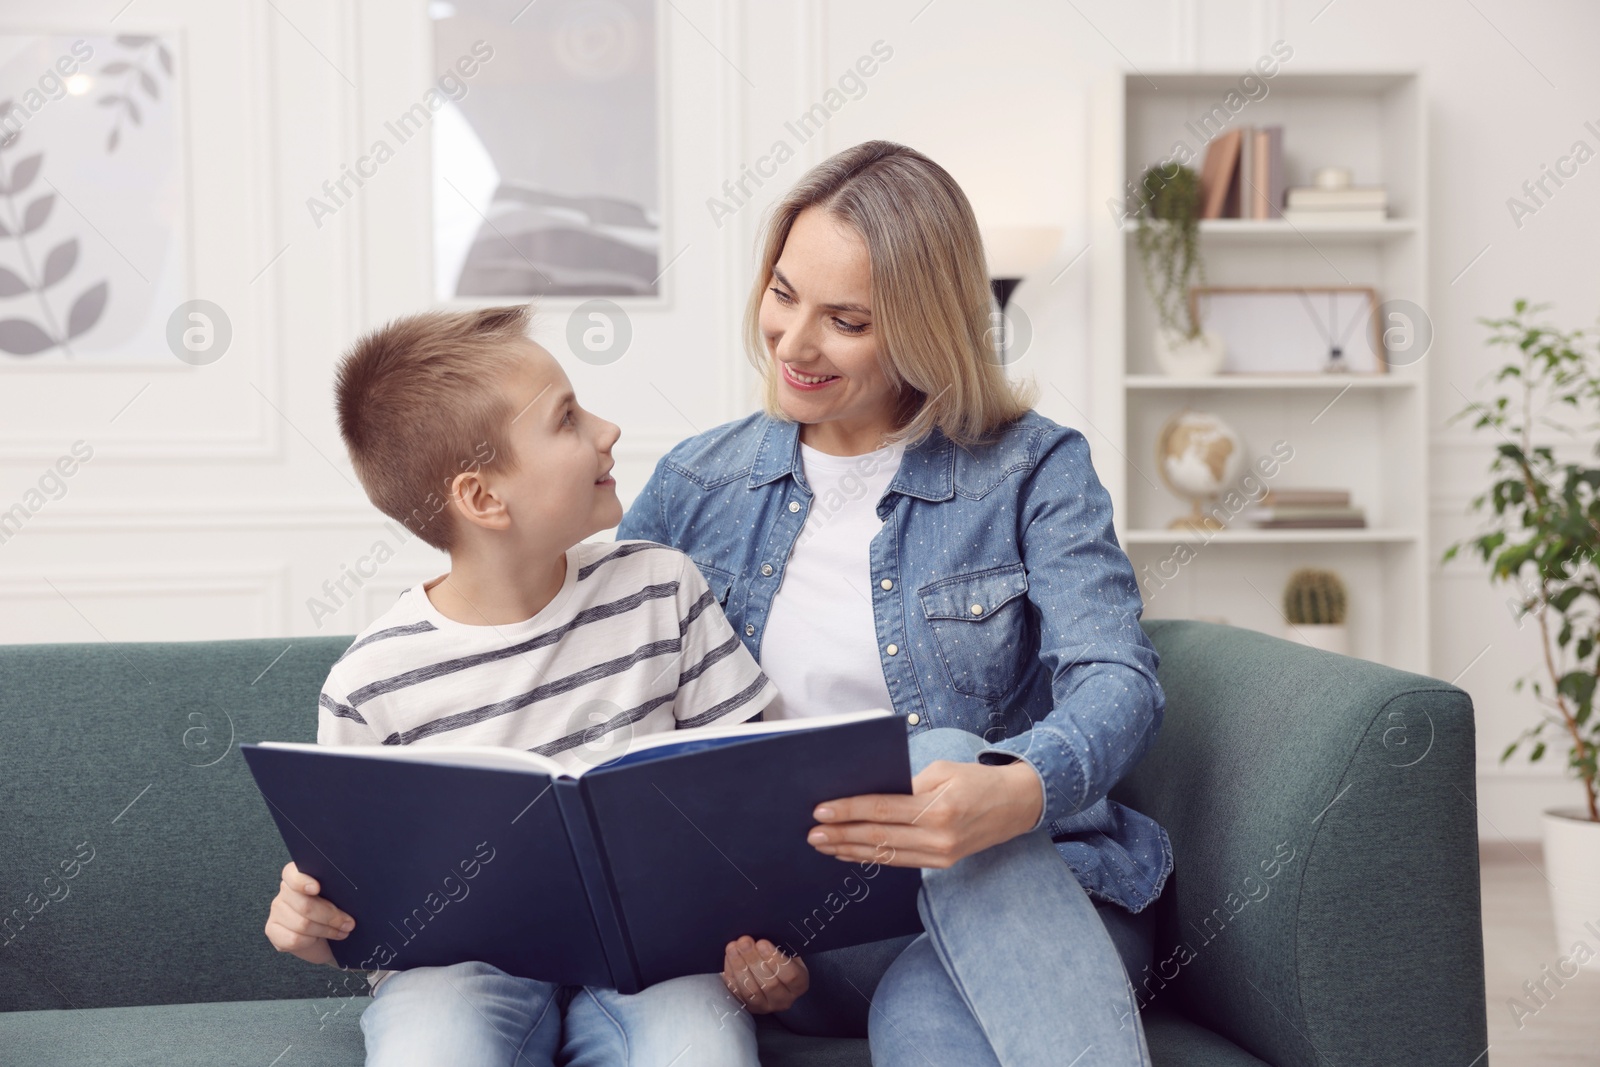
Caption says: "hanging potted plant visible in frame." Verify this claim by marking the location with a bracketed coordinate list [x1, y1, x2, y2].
[1444, 299, 1600, 966]
[1282, 567, 1350, 655]
[1131, 164, 1223, 376]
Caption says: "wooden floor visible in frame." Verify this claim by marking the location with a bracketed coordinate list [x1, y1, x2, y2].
[1479, 843, 1600, 1066]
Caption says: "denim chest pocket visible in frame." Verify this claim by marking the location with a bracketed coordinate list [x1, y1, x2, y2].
[918, 562, 1032, 700]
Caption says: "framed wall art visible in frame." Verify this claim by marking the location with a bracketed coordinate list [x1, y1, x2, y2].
[0, 32, 187, 366]
[431, 0, 663, 301]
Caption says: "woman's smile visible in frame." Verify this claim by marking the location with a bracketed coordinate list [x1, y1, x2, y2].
[781, 361, 842, 390]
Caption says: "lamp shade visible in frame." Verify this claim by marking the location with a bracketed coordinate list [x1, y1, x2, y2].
[979, 225, 1062, 279]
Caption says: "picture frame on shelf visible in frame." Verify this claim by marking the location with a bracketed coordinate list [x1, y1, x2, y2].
[1190, 286, 1386, 375]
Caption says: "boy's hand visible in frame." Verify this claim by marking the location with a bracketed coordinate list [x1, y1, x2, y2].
[265, 861, 354, 967]
[721, 936, 808, 1013]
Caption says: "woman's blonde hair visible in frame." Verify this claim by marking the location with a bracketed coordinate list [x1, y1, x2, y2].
[743, 140, 1037, 449]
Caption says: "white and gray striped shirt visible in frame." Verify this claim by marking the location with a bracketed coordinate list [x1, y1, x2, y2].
[317, 540, 775, 771]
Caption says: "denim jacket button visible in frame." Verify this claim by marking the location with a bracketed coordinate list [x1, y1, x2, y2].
[761, 564, 774, 576]
[788, 501, 801, 513]
[886, 643, 898, 655]
[880, 579, 893, 591]
[970, 604, 984, 615]
[907, 712, 920, 725]
[745, 623, 755, 636]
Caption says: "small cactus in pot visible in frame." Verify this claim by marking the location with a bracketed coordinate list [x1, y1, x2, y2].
[1284, 568, 1348, 625]
[1282, 567, 1350, 655]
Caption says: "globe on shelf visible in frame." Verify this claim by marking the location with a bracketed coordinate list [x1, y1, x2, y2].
[1155, 409, 1244, 533]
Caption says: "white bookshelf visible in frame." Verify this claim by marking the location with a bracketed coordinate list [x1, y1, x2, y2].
[1122, 529, 1422, 546]
[1195, 218, 1418, 243]
[1125, 374, 1417, 391]
[1088, 71, 1430, 673]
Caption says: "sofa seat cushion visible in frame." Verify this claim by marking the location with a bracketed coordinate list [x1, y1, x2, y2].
[1144, 1007, 1273, 1065]
[0, 997, 1262, 1066]
[756, 1007, 1268, 1066]
[760, 1007, 1273, 1067]
[752, 1015, 870, 1066]
[0, 997, 368, 1067]
[0, 997, 870, 1067]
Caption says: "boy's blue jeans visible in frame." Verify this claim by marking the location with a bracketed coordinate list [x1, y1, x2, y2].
[359, 727, 1155, 1066]
[360, 966, 754, 1066]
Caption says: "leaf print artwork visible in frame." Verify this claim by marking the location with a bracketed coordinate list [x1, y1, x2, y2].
[41, 238, 77, 287]
[0, 33, 185, 365]
[0, 126, 108, 357]
[98, 36, 172, 154]
[67, 281, 109, 338]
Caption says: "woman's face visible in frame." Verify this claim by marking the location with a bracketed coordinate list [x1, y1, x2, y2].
[758, 207, 901, 450]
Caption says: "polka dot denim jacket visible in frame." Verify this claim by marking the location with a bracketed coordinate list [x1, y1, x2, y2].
[616, 409, 1173, 914]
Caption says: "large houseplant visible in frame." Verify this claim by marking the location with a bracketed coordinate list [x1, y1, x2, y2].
[1444, 299, 1599, 965]
[1131, 164, 1222, 376]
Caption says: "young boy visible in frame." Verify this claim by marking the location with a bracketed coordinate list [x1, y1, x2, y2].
[263, 304, 774, 1066]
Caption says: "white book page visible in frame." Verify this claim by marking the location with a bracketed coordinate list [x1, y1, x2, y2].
[617, 706, 892, 756]
[256, 708, 892, 779]
[256, 741, 568, 777]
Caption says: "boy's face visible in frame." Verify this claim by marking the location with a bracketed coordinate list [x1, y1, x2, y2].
[471, 341, 623, 550]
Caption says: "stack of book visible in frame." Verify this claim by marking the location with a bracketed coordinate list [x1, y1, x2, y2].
[1198, 126, 1285, 220]
[1237, 488, 1366, 529]
[1282, 186, 1388, 225]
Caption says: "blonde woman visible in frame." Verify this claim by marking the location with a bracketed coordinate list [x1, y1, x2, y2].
[618, 140, 1169, 1066]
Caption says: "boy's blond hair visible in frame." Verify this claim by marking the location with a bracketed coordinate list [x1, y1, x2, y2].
[335, 304, 533, 552]
[743, 140, 1037, 449]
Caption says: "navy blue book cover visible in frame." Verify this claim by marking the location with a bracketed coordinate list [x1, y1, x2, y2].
[243, 711, 923, 993]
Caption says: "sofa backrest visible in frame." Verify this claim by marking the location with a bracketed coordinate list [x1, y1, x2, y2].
[0, 637, 356, 1011]
[1112, 620, 1488, 1067]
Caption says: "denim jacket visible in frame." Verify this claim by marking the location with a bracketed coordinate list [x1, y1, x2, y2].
[615, 409, 1173, 913]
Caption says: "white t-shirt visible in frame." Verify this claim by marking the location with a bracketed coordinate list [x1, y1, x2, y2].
[759, 439, 905, 720]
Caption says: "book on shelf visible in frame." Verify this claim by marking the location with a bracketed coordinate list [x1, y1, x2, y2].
[242, 708, 923, 995]
[1282, 186, 1388, 225]
[1248, 127, 1283, 219]
[1238, 505, 1367, 525]
[1199, 126, 1284, 220]
[1248, 516, 1369, 529]
[1258, 488, 1352, 508]
[1285, 186, 1387, 210]
[1265, 125, 1285, 219]
[1236, 127, 1252, 219]
[1199, 128, 1242, 219]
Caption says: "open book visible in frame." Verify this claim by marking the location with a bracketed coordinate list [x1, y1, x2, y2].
[242, 709, 923, 994]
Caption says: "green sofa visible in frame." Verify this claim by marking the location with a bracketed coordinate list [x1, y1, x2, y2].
[0, 620, 1488, 1065]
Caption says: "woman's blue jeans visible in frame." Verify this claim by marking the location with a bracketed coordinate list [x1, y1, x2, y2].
[776, 726, 1157, 1067]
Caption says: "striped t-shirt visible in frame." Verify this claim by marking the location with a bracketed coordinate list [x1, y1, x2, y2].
[317, 540, 777, 770]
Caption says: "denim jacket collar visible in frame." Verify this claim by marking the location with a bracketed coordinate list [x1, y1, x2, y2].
[745, 414, 956, 503]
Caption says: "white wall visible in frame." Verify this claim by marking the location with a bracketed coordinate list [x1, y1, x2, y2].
[2, 0, 1594, 838]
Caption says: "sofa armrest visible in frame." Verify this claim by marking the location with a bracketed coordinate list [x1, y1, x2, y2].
[1114, 621, 1488, 1066]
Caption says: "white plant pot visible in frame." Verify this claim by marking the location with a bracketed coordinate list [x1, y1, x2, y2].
[1283, 623, 1349, 656]
[1154, 328, 1226, 377]
[1541, 806, 1600, 970]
